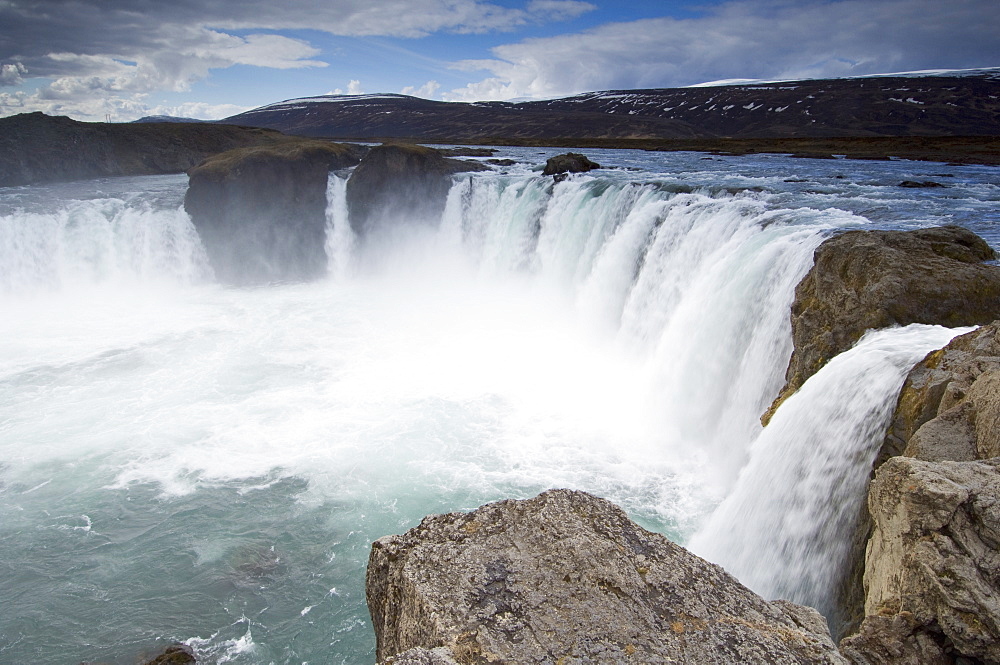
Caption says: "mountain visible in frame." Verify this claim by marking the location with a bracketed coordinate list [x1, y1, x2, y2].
[223, 72, 1000, 141]
[131, 115, 208, 123]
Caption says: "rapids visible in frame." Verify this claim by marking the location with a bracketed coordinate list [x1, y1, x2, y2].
[0, 148, 997, 664]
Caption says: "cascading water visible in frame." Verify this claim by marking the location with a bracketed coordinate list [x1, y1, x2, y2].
[688, 324, 972, 623]
[1, 150, 996, 664]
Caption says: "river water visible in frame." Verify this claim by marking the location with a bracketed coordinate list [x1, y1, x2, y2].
[1, 147, 997, 664]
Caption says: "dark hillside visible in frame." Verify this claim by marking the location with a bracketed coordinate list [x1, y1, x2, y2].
[0, 112, 314, 187]
[224, 72, 1000, 142]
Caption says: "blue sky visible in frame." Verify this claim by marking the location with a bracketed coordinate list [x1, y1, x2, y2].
[1, 0, 998, 122]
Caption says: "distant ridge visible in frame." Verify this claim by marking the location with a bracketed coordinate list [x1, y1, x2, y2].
[131, 115, 208, 124]
[223, 71, 1000, 141]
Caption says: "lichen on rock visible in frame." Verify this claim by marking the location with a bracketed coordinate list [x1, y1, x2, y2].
[367, 489, 847, 664]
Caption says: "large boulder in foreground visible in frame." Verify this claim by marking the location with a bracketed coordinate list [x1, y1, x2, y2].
[367, 489, 847, 664]
[765, 226, 1000, 422]
[184, 140, 363, 285]
[345, 144, 487, 238]
[841, 457, 1000, 664]
[882, 322, 1000, 465]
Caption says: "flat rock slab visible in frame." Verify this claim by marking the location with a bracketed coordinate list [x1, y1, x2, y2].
[367, 489, 847, 664]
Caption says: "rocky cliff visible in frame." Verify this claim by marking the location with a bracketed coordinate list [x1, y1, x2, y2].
[838, 323, 1000, 664]
[764, 226, 1000, 424]
[184, 140, 365, 285]
[367, 489, 847, 664]
[345, 143, 487, 238]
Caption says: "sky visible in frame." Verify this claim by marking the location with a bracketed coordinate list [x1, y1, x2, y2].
[1, 0, 998, 122]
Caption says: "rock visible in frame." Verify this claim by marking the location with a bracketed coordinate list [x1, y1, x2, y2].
[345, 143, 488, 238]
[899, 180, 946, 188]
[184, 140, 363, 285]
[764, 226, 1000, 423]
[140, 644, 196, 665]
[380, 647, 460, 664]
[882, 322, 1000, 465]
[851, 457, 1000, 663]
[839, 614, 952, 665]
[367, 489, 847, 664]
[541, 152, 601, 177]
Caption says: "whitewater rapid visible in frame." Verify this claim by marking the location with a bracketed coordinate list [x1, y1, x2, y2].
[1, 149, 996, 664]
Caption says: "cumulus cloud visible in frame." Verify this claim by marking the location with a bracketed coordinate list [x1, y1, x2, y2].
[401, 80, 442, 98]
[443, 0, 1000, 101]
[0, 0, 595, 119]
[1, 62, 27, 86]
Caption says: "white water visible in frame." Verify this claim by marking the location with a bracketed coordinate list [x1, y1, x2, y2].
[1, 151, 993, 664]
[689, 323, 972, 620]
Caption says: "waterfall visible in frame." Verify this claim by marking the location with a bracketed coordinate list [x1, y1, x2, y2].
[3, 156, 982, 664]
[688, 323, 972, 618]
[0, 196, 211, 293]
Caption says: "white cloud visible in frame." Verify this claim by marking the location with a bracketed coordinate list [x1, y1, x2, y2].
[401, 80, 441, 98]
[149, 101, 251, 120]
[0, 62, 28, 86]
[443, 0, 1000, 101]
[347, 79, 364, 95]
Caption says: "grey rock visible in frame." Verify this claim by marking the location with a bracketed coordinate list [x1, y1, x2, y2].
[856, 457, 1000, 663]
[380, 647, 460, 664]
[184, 140, 362, 285]
[345, 143, 487, 238]
[763, 226, 1000, 424]
[367, 489, 847, 664]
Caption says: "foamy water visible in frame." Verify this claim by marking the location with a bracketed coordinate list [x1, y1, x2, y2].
[1, 150, 996, 664]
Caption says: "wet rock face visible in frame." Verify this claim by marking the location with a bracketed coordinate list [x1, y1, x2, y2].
[184, 141, 362, 285]
[367, 489, 847, 665]
[849, 457, 1000, 663]
[766, 226, 1000, 422]
[345, 143, 487, 238]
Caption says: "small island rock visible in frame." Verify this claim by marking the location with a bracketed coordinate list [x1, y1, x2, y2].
[184, 140, 363, 285]
[542, 152, 601, 176]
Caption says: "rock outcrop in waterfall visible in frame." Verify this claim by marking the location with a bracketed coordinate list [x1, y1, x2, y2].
[839, 323, 1000, 663]
[183, 140, 364, 285]
[764, 226, 1000, 423]
[367, 489, 847, 664]
[345, 143, 487, 238]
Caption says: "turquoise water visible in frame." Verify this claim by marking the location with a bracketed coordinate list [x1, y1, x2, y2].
[1, 148, 997, 663]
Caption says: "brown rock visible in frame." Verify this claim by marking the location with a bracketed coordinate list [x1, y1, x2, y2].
[765, 226, 1000, 424]
[882, 322, 1000, 465]
[367, 489, 847, 664]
